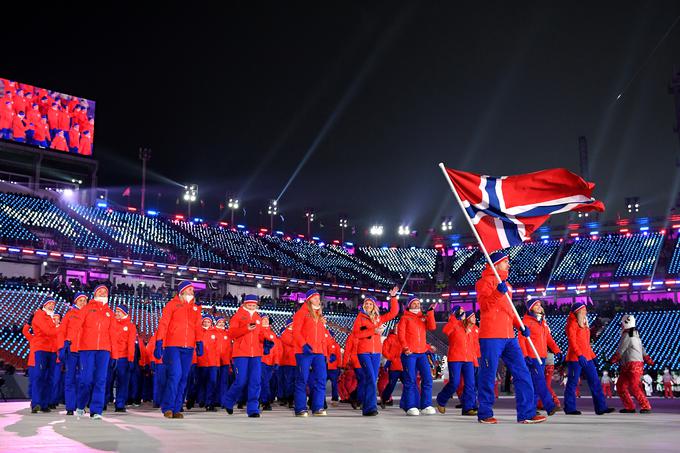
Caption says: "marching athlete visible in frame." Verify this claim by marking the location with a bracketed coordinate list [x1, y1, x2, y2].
[610, 315, 653, 413]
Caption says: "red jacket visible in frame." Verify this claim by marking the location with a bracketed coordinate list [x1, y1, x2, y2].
[111, 317, 137, 361]
[476, 266, 521, 339]
[443, 318, 475, 362]
[469, 325, 481, 366]
[566, 312, 596, 362]
[351, 297, 399, 355]
[139, 341, 150, 367]
[12, 116, 26, 139]
[292, 305, 327, 354]
[79, 134, 92, 155]
[261, 328, 281, 366]
[342, 334, 360, 369]
[47, 107, 60, 129]
[34, 121, 49, 142]
[279, 327, 297, 366]
[155, 295, 203, 348]
[51, 134, 68, 151]
[32, 309, 58, 352]
[147, 334, 163, 365]
[381, 333, 403, 371]
[0, 104, 12, 129]
[78, 300, 115, 351]
[197, 327, 220, 367]
[519, 314, 560, 358]
[397, 309, 436, 354]
[58, 307, 84, 353]
[326, 335, 342, 370]
[68, 127, 80, 148]
[228, 307, 265, 358]
[22, 324, 35, 367]
[214, 328, 232, 366]
[58, 110, 70, 131]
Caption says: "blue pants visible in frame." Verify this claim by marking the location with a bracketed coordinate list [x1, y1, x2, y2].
[294, 353, 327, 413]
[358, 353, 381, 414]
[381, 369, 403, 403]
[27, 366, 34, 399]
[51, 361, 64, 405]
[565, 360, 608, 413]
[33, 351, 55, 409]
[197, 366, 218, 406]
[161, 346, 194, 413]
[114, 358, 131, 409]
[437, 361, 476, 411]
[327, 368, 340, 401]
[153, 363, 167, 405]
[280, 365, 295, 400]
[129, 362, 141, 403]
[105, 358, 116, 404]
[354, 367, 365, 403]
[260, 364, 274, 404]
[64, 352, 79, 411]
[185, 364, 198, 403]
[77, 350, 111, 415]
[401, 353, 433, 410]
[527, 358, 555, 414]
[478, 338, 534, 421]
[217, 365, 231, 406]
[223, 356, 262, 415]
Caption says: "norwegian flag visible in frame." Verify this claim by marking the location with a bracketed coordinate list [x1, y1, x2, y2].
[444, 167, 605, 252]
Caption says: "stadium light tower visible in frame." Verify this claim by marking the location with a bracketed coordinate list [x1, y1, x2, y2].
[339, 215, 348, 244]
[139, 147, 151, 214]
[267, 199, 278, 232]
[625, 196, 640, 216]
[183, 184, 198, 218]
[305, 208, 315, 239]
[398, 224, 410, 247]
[227, 196, 240, 225]
[441, 217, 453, 232]
[370, 224, 383, 246]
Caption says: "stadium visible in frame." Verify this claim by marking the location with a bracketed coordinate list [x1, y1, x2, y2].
[1, 3, 680, 452]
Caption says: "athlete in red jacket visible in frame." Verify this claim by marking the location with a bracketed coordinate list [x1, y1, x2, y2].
[154, 281, 204, 418]
[326, 330, 342, 406]
[398, 295, 437, 416]
[58, 292, 88, 415]
[278, 317, 296, 407]
[11, 111, 27, 142]
[31, 299, 58, 413]
[50, 130, 68, 151]
[380, 327, 404, 408]
[76, 285, 115, 419]
[260, 316, 281, 410]
[351, 286, 399, 416]
[223, 294, 266, 417]
[196, 315, 220, 411]
[110, 304, 137, 412]
[0, 101, 13, 139]
[564, 302, 612, 415]
[292, 288, 329, 416]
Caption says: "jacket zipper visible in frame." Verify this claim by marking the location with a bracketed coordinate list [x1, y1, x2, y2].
[184, 303, 189, 348]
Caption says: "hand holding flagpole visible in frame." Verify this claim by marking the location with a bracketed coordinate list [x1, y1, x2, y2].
[438, 163, 543, 364]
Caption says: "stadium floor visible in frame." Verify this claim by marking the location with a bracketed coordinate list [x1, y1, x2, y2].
[1, 397, 679, 453]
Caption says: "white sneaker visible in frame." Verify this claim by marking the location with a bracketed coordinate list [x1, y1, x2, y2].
[91, 414, 103, 420]
[421, 406, 436, 415]
[75, 409, 84, 417]
[406, 408, 420, 416]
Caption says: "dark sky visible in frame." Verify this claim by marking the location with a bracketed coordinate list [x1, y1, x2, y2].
[3, 1, 680, 245]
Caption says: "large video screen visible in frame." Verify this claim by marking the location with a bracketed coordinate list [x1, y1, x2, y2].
[0, 77, 95, 157]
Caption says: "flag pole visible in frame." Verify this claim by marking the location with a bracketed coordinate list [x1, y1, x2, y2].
[438, 163, 542, 364]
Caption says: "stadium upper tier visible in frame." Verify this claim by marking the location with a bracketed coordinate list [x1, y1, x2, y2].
[0, 192, 679, 289]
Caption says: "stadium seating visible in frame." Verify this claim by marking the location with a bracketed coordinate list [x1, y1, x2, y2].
[453, 240, 560, 287]
[358, 247, 437, 278]
[544, 312, 597, 365]
[551, 233, 663, 282]
[666, 236, 680, 275]
[0, 192, 111, 251]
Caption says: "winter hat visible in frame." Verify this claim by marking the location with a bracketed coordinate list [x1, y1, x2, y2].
[465, 309, 475, 319]
[72, 292, 88, 305]
[116, 304, 129, 316]
[489, 251, 508, 265]
[525, 299, 541, 312]
[570, 302, 587, 314]
[93, 284, 109, 296]
[450, 305, 461, 315]
[304, 288, 320, 302]
[363, 296, 377, 304]
[177, 281, 193, 295]
[243, 294, 259, 304]
[407, 296, 420, 308]
[42, 299, 56, 308]
[201, 314, 214, 323]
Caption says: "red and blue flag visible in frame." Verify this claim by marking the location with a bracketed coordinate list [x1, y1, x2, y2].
[444, 167, 605, 252]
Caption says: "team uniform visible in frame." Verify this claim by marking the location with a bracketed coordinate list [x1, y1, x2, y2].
[30, 301, 58, 413]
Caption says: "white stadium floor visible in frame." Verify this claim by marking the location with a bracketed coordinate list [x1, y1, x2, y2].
[1, 396, 679, 453]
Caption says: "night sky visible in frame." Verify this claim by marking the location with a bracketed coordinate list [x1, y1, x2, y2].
[4, 2, 680, 244]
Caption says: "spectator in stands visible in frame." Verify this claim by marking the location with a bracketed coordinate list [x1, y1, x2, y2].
[30, 299, 57, 413]
[564, 302, 613, 416]
[76, 285, 115, 420]
[610, 315, 653, 413]
[154, 281, 204, 419]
